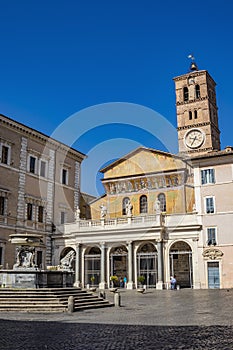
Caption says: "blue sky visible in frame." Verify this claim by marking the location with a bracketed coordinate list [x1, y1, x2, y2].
[1, 0, 233, 195]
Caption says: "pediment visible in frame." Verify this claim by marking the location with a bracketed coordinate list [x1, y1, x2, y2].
[101, 147, 185, 179]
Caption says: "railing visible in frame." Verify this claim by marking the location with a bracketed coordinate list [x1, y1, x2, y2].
[55, 212, 201, 234]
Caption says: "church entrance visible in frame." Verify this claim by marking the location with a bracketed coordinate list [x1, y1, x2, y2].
[169, 241, 193, 288]
[137, 243, 157, 288]
[110, 246, 128, 286]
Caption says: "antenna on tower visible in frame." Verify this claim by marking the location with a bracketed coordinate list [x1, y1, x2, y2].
[187, 54, 198, 71]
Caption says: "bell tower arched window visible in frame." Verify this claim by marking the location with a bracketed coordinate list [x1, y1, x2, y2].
[195, 84, 200, 98]
[189, 111, 192, 120]
[158, 193, 166, 212]
[194, 110, 198, 119]
[183, 87, 189, 101]
[140, 195, 148, 214]
[122, 197, 130, 215]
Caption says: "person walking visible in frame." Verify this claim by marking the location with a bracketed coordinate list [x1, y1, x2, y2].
[123, 276, 127, 288]
[170, 276, 177, 290]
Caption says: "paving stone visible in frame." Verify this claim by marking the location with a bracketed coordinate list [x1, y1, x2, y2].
[0, 289, 232, 349]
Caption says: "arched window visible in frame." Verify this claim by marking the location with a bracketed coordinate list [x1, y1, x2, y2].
[140, 195, 148, 214]
[122, 197, 130, 215]
[183, 87, 189, 101]
[158, 193, 166, 212]
[195, 84, 200, 98]
[189, 111, 192, 120]
[194, 110, 198, 119]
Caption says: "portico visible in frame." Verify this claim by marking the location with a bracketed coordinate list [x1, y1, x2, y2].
[53, 212, 201, 289]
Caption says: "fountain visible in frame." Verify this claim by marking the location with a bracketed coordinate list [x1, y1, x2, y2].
[0, 233, 74, 288]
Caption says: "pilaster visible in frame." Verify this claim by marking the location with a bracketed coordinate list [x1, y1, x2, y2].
[16, 137, 27, 226]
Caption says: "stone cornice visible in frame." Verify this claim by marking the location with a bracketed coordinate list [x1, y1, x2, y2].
[0, 114, 86, 162]
[173, 70, 216, 86]
[177, 122, 211, 130]
[176, 96, 208, 105]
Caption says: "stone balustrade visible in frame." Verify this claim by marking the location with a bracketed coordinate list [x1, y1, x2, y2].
[55, 213, 201, 235]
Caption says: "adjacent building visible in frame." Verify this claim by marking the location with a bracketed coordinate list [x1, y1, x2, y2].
[0, 114, 85, 269]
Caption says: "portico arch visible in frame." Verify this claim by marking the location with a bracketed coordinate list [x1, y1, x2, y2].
[136, 242, 157, 288]
[84, 246, 101, 287]
[109, 245, 128, 286]
[169, 241, 193, 288]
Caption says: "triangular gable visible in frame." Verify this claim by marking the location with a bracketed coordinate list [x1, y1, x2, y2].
[101, 147, 185, 179]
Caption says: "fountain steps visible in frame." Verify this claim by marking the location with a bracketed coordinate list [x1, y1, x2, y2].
[0, 287, 113, 312]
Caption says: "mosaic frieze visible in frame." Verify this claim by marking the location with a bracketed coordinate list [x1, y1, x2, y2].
[104, 173, 184, 195]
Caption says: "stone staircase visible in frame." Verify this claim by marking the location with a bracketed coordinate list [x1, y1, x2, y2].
[0, 287, 113, 312]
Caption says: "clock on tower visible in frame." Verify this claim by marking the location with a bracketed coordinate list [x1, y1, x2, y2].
[173, 59, 221, 156]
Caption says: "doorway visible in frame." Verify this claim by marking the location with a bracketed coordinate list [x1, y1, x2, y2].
[208, 262, 220, 289]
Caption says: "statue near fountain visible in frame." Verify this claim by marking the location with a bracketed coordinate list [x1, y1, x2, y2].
[14, 246, 36, 269]
[9, 233, 44, 271]
[60, 250, 75, 271]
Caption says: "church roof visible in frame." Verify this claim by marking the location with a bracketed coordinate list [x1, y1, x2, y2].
[99, 146, 183, 173]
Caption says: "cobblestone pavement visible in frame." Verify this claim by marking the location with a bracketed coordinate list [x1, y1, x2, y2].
[0, 289, 232, 349]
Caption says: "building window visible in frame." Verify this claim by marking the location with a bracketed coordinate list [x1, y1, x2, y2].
[207, 228, 217, 246]
[36, 251, 43, 269]
[27, 203, 33, 220]
[195, 84, 200, 98]
[140, 195, 148, 214]
[205, 197, 215, 214]
[194, 110, 198, 119]
[60, 211, 66, 224]
[38, 206, 44, 223]
[183, 87, 189, 101]
[122, 197, 130, 215]
[0, 246, 2, 265]
[189, 111, 192, 120]
[201, 169, 215, 185]
[61, 168, 68, 185]
[40, 160, 47, 177]
[0, 197, 5, 215]
[29, 156, 37, 174]
[1, 145, 10, 165]
[158, 193, 166, 212]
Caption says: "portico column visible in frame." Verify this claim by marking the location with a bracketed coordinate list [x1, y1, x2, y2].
[99, 242, 107, 289]
[127, 241, 133, 289]
[156, 240, 164, 289]
[74, 243, 81, 287]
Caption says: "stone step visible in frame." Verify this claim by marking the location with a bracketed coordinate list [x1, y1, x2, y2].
[0, 287, 113, 312]
[0, 296, 104, 305]
[0, 292, 94, 298]
[0, 300, 112, 312]
[0, 287, 82, 294]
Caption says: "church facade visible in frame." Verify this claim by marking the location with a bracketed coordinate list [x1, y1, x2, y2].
[53, 62, 233, 290]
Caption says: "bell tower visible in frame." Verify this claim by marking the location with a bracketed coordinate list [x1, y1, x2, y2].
[173, 57, 221, 155]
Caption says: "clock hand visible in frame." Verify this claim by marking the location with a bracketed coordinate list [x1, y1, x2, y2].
[191, 136, 197, 145]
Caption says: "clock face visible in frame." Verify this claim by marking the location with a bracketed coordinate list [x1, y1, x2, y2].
[185, 129, 205, 149]
[188, 77, 195, 85]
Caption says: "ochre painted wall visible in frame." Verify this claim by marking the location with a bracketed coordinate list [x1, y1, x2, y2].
[90, 149, 195, 220]
[103, 150, 185, 179]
